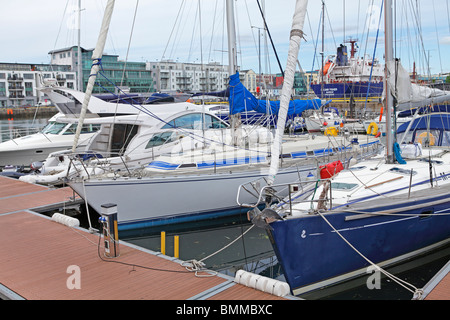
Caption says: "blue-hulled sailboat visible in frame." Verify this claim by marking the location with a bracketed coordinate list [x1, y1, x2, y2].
[246, 0, 450, 298]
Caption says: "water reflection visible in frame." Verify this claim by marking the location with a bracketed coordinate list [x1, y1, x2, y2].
[0, 118, 48, 143]
[122, 216, 449, 300]
[122, 217, 282, 279]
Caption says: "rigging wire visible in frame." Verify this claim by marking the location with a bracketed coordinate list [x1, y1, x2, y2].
[256, 0, 284, 77]
[432, 0, 443, 74]
[161, 0, 186, 61]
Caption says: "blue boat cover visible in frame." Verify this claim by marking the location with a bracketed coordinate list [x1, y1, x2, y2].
[397, 105, 450, 117]
[397, 114, 450, 133]
[228, 72, 326, 116]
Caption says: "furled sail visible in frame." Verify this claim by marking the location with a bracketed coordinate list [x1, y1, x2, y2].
[267, 0, 310, 184]
[72, 0, 115, 152]
[386, 60, 450, 110]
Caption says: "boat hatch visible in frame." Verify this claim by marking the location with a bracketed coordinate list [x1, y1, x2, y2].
[389, 167, 417, 175]
[331, 182, 358, 191]
[418, 158, 444, 165]
[348, 166, 366, 171]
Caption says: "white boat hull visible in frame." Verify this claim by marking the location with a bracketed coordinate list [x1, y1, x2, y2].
[69, 164, 317, 231]
[0, 133, 93, 166]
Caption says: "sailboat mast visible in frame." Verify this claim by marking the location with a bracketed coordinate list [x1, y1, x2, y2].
[226, 0, 238, 76]
[385, 0, 394, 163]
[226, 0, 241, 146]
[268, 0, 309, 184]
[72, 0, 115, 153]
[77, 0, 83, 92]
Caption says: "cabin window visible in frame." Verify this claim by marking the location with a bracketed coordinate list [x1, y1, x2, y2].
[419, 209, 434, 220]
[162, 113, 227, 130]
[204, 114, 228, 129]
[413, 129, 440, 146]
[442, 132, 450, 146]
[146, 132, 176, 148]
[62, 123, 101, 135]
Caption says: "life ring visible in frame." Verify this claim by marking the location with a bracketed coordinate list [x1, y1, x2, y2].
[325, 126, 338, 136]
[416, 132, 435, 146]
[366, 122, 378, 135]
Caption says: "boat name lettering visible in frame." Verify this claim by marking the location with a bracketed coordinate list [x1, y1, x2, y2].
[301, 230, 307, 239]
[439, 172, 448, 180]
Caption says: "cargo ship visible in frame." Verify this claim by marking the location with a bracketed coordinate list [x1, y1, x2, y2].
[310, 40, 384, 99]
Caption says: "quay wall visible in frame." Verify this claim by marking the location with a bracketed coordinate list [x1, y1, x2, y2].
[0, 107, 58, 119]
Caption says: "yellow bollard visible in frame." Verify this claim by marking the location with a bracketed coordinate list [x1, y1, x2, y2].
[174, 235, 180, 258]
[161, 231, 166, 255]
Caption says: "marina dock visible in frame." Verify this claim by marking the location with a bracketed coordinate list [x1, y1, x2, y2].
[0, 176, 294, 300]
[422, 261, 450, 300]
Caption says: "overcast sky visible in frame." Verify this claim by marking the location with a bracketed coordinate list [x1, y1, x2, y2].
[1, 0, 449, 76]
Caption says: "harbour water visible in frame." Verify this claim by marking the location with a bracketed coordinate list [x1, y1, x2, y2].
[1, 116, 449, 300]
[0, 117, 48, 143]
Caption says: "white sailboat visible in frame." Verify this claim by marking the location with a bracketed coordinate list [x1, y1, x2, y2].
[64, 0, 381, 234]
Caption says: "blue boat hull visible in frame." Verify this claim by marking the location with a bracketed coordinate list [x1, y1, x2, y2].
[268, 193, 450, 296]
[310, 82, 383, 99]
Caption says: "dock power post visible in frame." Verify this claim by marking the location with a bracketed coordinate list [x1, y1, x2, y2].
[100, 203, 120, 258]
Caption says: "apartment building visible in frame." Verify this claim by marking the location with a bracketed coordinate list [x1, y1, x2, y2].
[148, 60, 230, 93]
[50, 46, 153, 94]
[0, 63, 76, 108]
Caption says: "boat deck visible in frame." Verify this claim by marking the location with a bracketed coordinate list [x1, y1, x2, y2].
[0, 176, 293, 300]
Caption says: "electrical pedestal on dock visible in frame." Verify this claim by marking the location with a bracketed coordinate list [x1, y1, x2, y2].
[100, 203, 120, 258]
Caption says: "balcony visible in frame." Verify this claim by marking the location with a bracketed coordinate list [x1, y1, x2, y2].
[8, 86, 24, 91]
[7, 76, 24, 82]
[9, 94, 25, 99]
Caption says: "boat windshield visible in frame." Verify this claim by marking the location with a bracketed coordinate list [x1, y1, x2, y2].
[41, 122, 68, 134]
[145, 132, 177, 149]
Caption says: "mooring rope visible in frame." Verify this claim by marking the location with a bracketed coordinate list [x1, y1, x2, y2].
[316, 209, 424, 298]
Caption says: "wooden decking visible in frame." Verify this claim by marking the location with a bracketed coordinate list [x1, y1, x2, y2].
[423, 261, 450, 300]
[0, 176, 293, 300]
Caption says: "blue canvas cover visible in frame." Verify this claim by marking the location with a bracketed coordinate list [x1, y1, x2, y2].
[397, 113, 450, 133]
[228, 72, 326, 116]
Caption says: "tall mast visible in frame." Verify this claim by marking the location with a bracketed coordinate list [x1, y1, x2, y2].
[320, 0, 325, 98]
[77, 0, 83, 91]
[226, 0, 241, 146]
[384, 0, 394, 163]
[72, 0, 115, 153]
[226, 0, 238, 75]
[268, 0, 309, 184]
